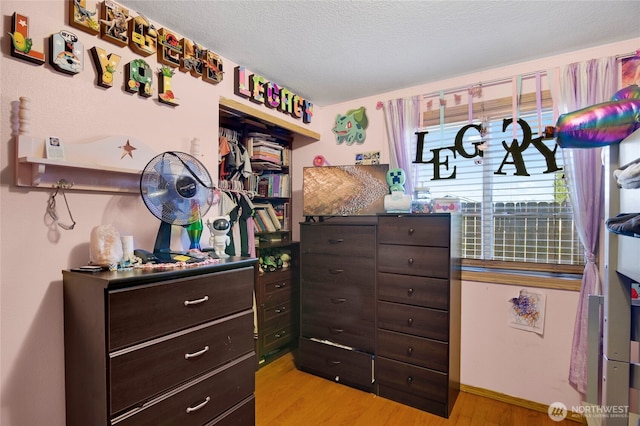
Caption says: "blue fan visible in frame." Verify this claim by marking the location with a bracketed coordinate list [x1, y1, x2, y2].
[140, 151, 214, 260]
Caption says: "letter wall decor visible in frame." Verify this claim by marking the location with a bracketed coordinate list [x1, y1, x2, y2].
[90, 46, 121, 88]
[125, 59, 153, 97]
[50, 30, 84, 74]
[100, 0, 129, 47]
[128, 15, 157, 57]
[157, 28, 182, 68]
[8, 12, 45, 65]
[7, 3, 314, 119]
[69, 0, 99, 35]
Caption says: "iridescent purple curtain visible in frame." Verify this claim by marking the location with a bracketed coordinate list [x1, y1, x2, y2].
[560, 57, 618, 396]
[382, 96, 421, 195]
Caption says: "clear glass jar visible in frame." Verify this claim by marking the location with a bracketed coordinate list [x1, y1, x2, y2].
[411, 185, 432, 213]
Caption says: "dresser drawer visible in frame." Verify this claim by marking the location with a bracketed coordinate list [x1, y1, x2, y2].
[260, 323, 294, 354]
[109, 267, 254, 351]
[258, 269, 293, 304]
[261, 298, 294, 325]
[377, 329, 448, 372]
[112, 352, 255, 426]
[377, 245, 450, 278]
[205, 396, 255, 426]
[109, 310, 254, 415]
[377, 301, 449, 341]
[378, 272, 449, 310]
[301, 254, 375, 289]
[301, 225, 376, 257]
[378, 384, 448, 419]
[261, 277, 293, 305]
[301, 274, 375, 317]
[376, 357, 448, 404]
[298, 337, 374, 391]
[301, 306, 375, 352]
[378, 215, 450, 247]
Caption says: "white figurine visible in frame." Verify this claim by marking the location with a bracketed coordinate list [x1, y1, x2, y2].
[206, 216, 231, 258]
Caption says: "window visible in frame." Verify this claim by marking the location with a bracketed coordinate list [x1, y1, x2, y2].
[413, 83, 584, 271]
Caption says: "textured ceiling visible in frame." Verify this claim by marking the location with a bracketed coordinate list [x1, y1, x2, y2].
[118, 0, 640, 106]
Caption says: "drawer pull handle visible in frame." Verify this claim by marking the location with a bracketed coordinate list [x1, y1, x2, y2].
[408, 228, 415, 235]
[184, 295, 209, 306]
[329, 269, 344, 274]
[328, 360, 341, 366]
[407, 346, 413, 355]
[184, 345, 209, 359]
[275, 282, 287, 289]
[275, 331, 286, 338]
[407, 288, 414, 296]
[329, 327, 344, 334]
[407, 376, 413, 384]
[275, 307, 286, 313]
[331, 297, 347, 304]
[407, 258, 414, 265]
[328, 238, 344, 244]
[407, 317, 414, 326]
[186, 396, 210, 413]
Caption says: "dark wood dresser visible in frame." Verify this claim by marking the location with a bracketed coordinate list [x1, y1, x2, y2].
[376, 214, 461, 418]
[297, 214, 460, 418]
[63, 258, 257, 426]
[298, 217, 377, 392]
[254, 243, 299, 365]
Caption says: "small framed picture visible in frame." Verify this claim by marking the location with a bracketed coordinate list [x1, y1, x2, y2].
[355, 150, 380, 165]
[45, 136, 65, 160]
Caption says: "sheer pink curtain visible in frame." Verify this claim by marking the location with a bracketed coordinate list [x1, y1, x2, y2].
[560, 57, 618, 396]
[382, 96, 421, 195]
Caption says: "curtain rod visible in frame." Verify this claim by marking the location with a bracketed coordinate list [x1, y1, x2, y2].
[420, 48, 639, 99]
[421, 70, 548, 99]
[616, 49, 640, 59]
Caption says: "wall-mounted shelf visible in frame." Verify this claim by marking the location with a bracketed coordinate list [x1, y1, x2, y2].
[15, 135, 157, 193]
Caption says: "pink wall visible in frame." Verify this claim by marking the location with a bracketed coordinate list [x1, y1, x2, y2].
[292, 38, 640, 412]
[1, 1, 638, 424]
[0, 2, 320, 425]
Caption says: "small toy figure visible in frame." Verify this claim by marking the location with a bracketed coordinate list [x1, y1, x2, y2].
[206, 216, 230, 258]
[386, 167, 406, 193]
[280, 252, 291, 269]
[384, 167, 411, 213]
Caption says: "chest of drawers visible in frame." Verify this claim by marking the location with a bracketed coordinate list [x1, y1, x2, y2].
[63, 258, 257, 426]
[255, 262, 297, 362]
[298, 217, 377, 391]
[376, 214, 460, 418]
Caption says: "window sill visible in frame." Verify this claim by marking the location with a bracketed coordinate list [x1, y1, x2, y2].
[461, 267, 582, 291]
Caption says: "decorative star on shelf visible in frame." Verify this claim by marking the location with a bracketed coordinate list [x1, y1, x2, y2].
[119, 140, 136, 159]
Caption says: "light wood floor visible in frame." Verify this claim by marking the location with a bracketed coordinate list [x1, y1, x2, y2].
[255, 352, 575, 426]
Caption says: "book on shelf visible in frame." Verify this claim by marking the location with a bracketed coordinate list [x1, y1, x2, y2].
[254, 202, 282, 230]
[253, 211, 267, 232]
[254, 208, 276, 232]
[253, 174, 290, 198]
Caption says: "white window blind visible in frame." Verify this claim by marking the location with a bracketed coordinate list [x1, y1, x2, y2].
[413, 86, 584, 267]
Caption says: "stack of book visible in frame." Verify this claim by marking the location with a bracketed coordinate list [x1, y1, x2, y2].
[253, 202, 286, 233]
[246, 132, 285, 170]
